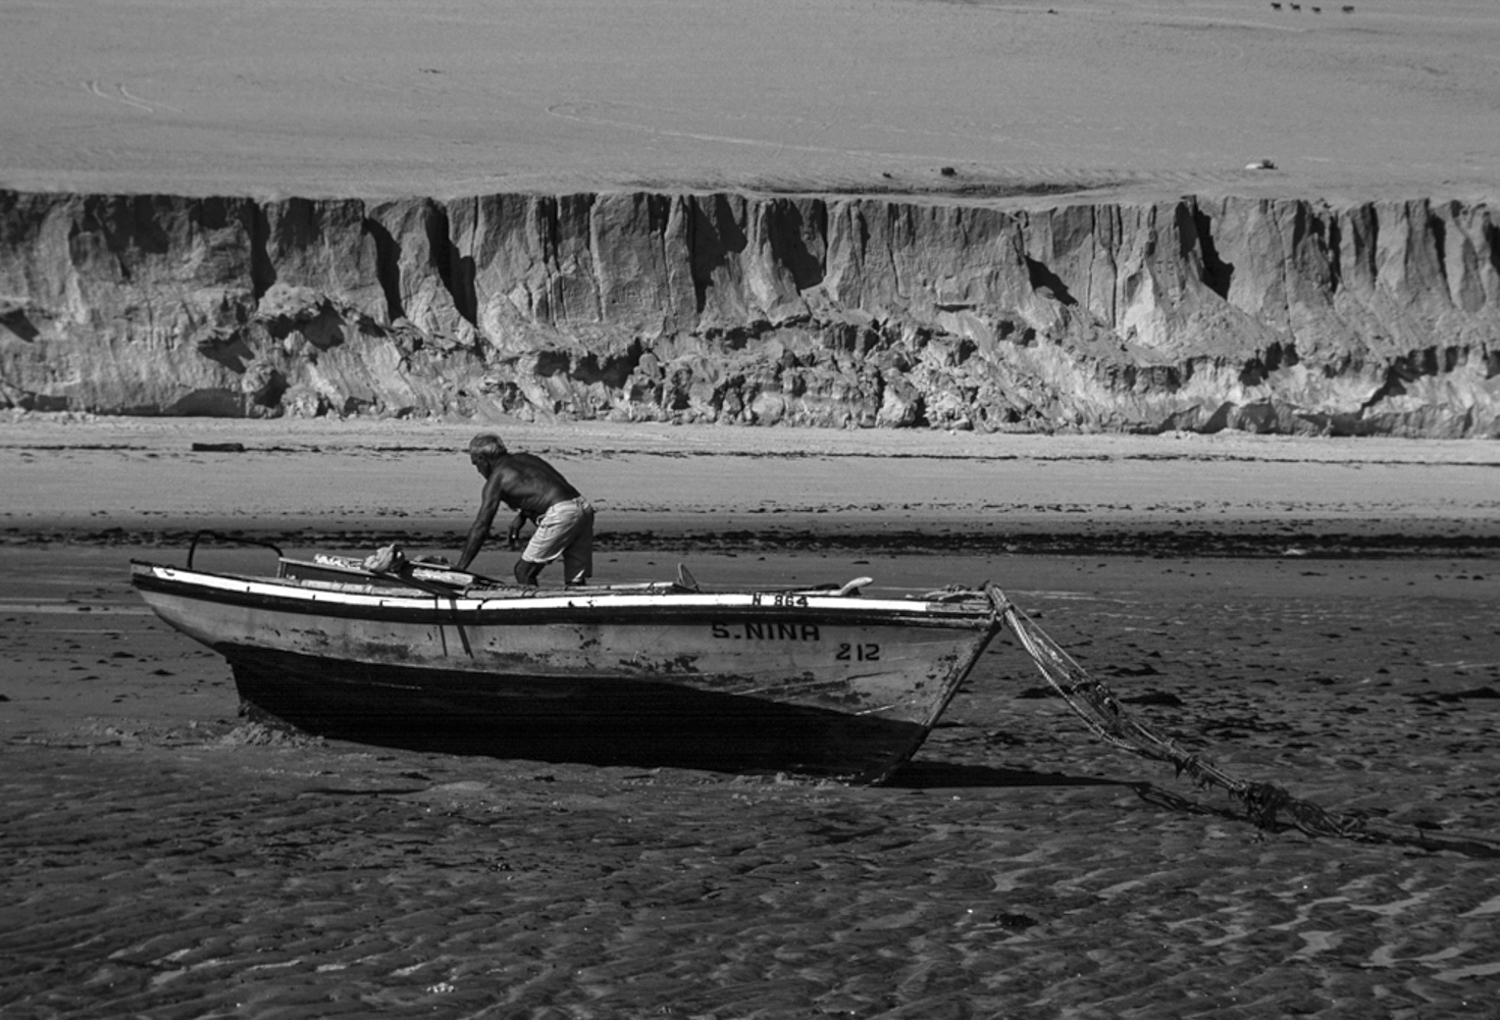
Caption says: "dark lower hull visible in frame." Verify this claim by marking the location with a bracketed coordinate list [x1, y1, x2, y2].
[223, 644, 932, 782]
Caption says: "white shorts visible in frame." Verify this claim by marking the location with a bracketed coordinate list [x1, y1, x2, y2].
[522, 497, 594, 583]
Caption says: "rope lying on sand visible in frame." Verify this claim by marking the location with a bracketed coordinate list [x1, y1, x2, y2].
[988, 589, 1500, 858]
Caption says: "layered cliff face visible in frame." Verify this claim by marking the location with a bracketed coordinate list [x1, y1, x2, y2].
[1, 189, 1496, 436]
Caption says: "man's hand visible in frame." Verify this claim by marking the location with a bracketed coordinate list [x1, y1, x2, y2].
[506, 510, 529, 551]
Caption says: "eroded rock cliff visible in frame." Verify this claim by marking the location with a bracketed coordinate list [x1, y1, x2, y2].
[1, 189, 1496, 435]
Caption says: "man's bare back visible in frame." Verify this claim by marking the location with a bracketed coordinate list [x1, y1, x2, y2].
[457, 434, 593, 586]
[480, 452, 580, 522]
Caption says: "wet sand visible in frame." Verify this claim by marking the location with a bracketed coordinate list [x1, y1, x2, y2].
[4, 422, 1500, 1017]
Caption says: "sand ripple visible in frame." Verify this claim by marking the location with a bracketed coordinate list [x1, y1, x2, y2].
[3, 551, 1498, 1017]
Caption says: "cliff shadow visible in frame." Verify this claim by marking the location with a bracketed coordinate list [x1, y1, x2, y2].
[690, 195, 750, 315]
[429, 204, 476, 326]
[1025, 257, 1077, 306]
[1186, 205, 1234, 299]
[364, 217, 406, 322]
[0, 306, 40, 342]
[764, 198, 827, 293]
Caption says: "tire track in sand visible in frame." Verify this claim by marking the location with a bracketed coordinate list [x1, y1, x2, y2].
[82, 80, 179, 115]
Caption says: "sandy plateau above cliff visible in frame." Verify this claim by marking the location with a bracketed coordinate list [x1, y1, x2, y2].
[2, 0, 1498, 204]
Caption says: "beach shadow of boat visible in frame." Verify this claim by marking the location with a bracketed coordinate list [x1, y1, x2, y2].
[885, 760, 1126, 790]
[251, 717, 949, 782]
[252, 708, 1128, 789]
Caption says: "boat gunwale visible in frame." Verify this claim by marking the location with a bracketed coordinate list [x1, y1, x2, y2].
[129, 560, 1000, 629]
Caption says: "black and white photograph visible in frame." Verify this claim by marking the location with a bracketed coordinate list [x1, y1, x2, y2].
[2, 2, 1498, 1017]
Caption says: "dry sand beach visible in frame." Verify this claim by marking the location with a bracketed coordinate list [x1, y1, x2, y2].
[4, 416, 1499, 555]
[4, 0, 1500, 1016]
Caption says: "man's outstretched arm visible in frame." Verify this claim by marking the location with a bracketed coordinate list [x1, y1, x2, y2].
[456, 479, 505, 571]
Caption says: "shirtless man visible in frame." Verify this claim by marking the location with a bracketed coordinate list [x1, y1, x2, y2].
[456, 433, 595, 587]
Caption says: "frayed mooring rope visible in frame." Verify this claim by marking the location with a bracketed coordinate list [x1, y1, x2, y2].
[989, 590, 1500, 857]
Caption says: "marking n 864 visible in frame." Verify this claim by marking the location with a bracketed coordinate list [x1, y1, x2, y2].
[750, 592, 808, 607]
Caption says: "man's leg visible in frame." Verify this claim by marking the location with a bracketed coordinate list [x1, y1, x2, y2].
[513, 558, 544, 587]
[561, 504, 595, 586]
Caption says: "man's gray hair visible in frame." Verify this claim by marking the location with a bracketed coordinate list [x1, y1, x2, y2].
[468, 433, 507, 460]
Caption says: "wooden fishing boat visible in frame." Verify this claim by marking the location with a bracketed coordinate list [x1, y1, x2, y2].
[130, 550, 1007, 782]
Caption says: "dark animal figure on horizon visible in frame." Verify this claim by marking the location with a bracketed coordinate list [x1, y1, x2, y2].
[1271, 2, 1281, 8]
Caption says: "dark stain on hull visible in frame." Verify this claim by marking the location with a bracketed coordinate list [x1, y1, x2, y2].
[223, 644, 930, 782]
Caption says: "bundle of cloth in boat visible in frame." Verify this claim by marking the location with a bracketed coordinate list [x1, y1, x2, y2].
[362, 544, 406, 573]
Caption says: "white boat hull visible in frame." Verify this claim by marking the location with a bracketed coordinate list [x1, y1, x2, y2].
[132, 559, 1004, 781]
